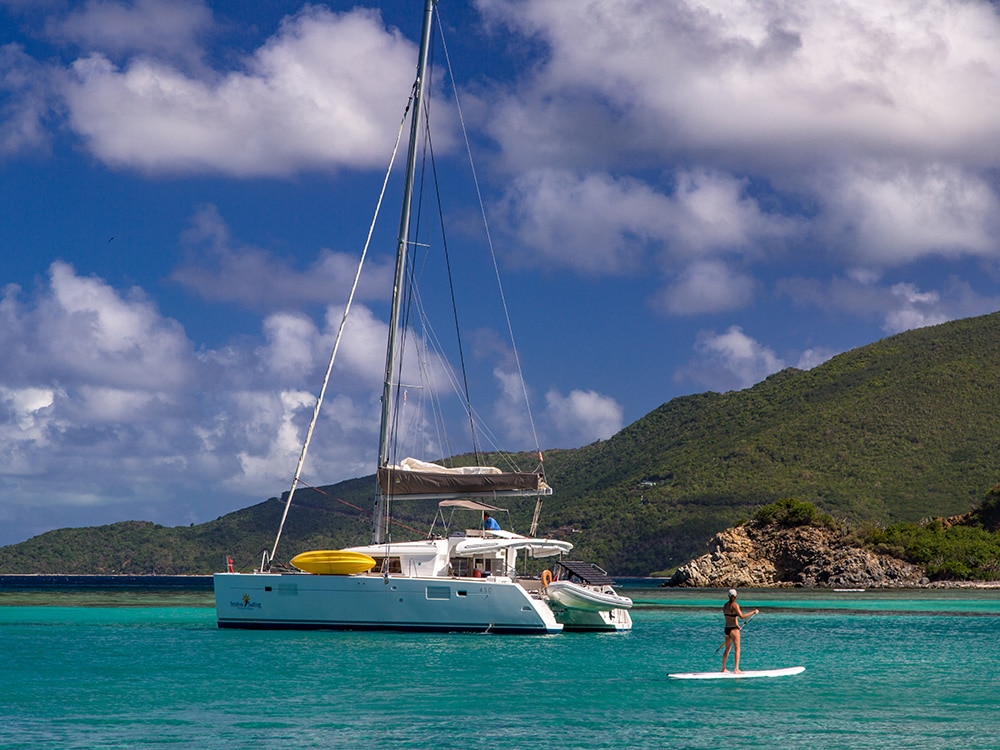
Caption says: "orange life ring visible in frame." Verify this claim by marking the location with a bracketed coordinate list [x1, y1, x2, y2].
[541, 569, 552, 588]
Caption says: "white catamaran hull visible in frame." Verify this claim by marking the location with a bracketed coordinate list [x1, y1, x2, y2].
[214, 572, 563, 634]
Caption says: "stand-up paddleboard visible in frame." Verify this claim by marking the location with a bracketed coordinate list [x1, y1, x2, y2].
[290, 550, 376, 575]
[669, 666, 805, 680]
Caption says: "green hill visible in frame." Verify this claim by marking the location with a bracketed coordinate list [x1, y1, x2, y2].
[540, 312, 1000, 573]
[3, 312, 1000, 576]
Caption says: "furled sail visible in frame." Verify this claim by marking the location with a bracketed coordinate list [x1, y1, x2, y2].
[378, 457, 551, 498]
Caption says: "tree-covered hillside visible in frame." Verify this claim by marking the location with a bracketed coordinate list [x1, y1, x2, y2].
[540, 313, 1000, 572]
[3, 312, 1000, 575]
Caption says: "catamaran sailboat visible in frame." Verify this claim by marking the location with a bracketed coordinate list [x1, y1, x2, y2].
[213, 0, 631, 634]
[215, 468, 580, 633]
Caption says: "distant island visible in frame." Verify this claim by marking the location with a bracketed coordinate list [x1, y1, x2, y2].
[3, 312, 1000, 580]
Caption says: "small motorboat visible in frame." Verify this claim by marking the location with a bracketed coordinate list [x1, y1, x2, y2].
[541, 561, 633, 632]
[546, 580, 633, 612]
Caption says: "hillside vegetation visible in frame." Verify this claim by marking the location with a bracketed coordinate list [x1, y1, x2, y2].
[3, 312, 1000, 576]
[539, 312, 1000, 573]
[862, 485, 1000, 581]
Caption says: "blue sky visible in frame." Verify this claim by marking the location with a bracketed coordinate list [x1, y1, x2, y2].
[2, 0, 1000, 546]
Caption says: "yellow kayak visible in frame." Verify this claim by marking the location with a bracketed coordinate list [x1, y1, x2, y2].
[289, 550, 377, 575]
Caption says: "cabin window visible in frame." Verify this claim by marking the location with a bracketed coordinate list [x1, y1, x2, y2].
[375, 557, 402, 574]
[449, 558, 493, 578]
[426, 586, 451, 600]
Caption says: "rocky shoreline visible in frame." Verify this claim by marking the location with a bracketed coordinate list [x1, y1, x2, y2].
[660, 522, 998, 589]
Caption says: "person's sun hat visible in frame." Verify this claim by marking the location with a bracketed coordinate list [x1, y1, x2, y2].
[728, 588, 737, 598]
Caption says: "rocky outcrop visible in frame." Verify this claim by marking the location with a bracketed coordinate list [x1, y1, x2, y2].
[663, 522, 927, 588]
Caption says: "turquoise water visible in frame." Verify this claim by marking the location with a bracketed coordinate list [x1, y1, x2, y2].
[2, 586, 998, 748]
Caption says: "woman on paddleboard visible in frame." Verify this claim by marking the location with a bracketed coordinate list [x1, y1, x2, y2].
[722, 589, 759, 673]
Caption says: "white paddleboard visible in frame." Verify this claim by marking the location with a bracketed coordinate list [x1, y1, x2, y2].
[669, 666, 805, 680]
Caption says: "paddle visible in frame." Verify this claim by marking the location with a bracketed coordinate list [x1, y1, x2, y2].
[714, 611, 757, 654]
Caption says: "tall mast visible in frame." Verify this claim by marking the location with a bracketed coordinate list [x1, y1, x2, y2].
[373, 0, 436, 544]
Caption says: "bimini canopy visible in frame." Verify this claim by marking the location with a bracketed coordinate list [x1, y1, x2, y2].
[556, 561, 617, 586]
[438, 499, 506, 512]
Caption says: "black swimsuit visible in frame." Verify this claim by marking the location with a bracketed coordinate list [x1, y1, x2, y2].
[724, 604, 739, 635]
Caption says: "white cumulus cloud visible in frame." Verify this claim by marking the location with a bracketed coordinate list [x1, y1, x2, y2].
[0, 259, 391, 541]
[498, 168, 798, 275]
[480, 0, 1000, 302]
[542, 388, 624, 447]
[655, 260, 756, 316]
[61, 6, 425, 175]
[47, 0, 214, 66]
[676, 325, 785, 391]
